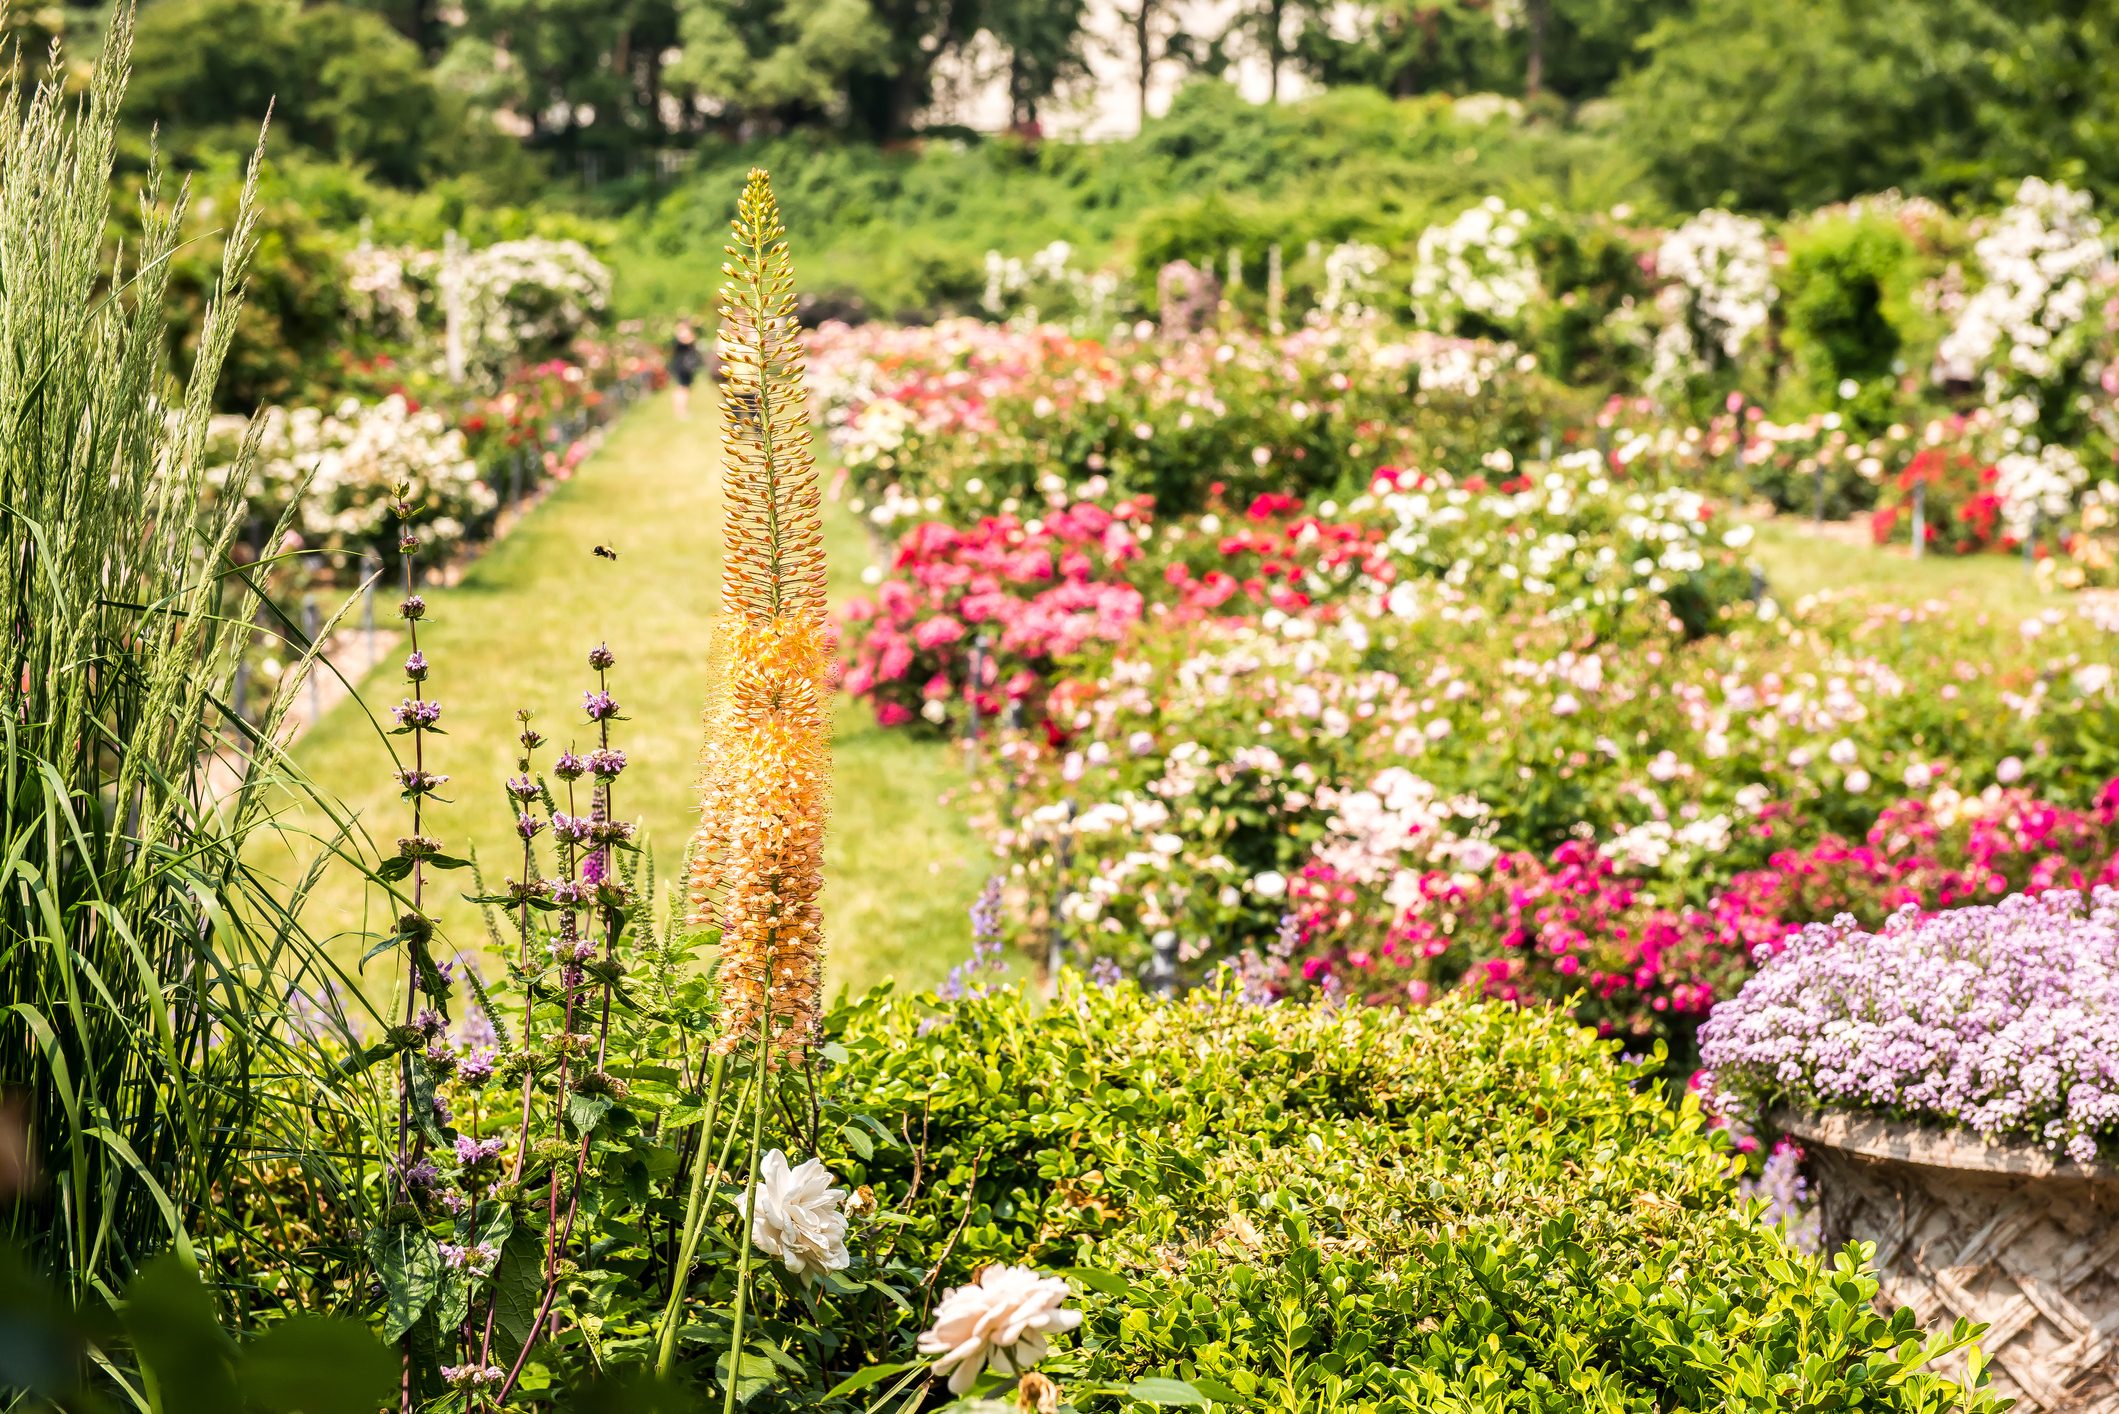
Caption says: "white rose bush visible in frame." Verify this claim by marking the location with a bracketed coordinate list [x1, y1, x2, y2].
[218, 393, 497, 561]
[1409, 197, 1542, 338]
[1647, 209, 1776, 399]
[1935, 177, 2112, 431]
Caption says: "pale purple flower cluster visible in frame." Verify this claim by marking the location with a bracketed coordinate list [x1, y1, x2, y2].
[454, 1134, 506, 1169]
[1701, 888, 2119, 1165]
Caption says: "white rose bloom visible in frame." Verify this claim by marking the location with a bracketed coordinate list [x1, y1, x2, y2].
[730, 1150, 851, 1281]
[918, 1265, 1082, 1394]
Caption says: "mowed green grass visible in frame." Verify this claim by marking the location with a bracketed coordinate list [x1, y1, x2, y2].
[1748, 517, 2057, 617]
[272, 393, 989, 1000]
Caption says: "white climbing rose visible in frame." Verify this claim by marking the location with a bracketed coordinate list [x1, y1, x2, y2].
[918, 1265, 1082, 1394]
[730, 1150, 851, 1281]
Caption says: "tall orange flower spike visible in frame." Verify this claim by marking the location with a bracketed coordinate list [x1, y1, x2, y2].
[689, 169, 832, 1056]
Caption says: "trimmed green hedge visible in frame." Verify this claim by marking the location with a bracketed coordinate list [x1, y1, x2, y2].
[822, 983, 1997, 1412]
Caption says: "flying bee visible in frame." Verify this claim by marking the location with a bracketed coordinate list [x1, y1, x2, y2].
[592, 544, 618, 561]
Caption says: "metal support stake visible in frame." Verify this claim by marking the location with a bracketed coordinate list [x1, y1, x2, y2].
[1046, 799, 1076, 988]
[1911, 481, 1926, 559]
[1150, 931, 1179, 998]
[964, 634, 988, 758]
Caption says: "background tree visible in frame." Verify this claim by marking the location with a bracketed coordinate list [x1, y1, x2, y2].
[1615, 0, 1992, 211]
[982, 0, 1091, 127]
[128, 0, 485, 186]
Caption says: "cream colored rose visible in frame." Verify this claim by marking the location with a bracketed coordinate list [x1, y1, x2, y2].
[730, 1150, 850, 1281]
[918, 1265, 1081, 1394]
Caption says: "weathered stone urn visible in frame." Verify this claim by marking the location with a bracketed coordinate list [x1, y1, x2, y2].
[1780, 1108, 2119, 1411]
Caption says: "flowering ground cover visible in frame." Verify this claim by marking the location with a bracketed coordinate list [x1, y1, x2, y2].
[1702, 888, 2119, 1163]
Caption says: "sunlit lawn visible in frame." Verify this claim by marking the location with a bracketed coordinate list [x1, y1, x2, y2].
[1748, 516, 2059, 618]
[273, 392, 989, 1001]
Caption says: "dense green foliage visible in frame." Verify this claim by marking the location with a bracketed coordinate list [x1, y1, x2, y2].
[1778, 213, 1927, 416]
[1618, 0, 2119, 213]
[824, 982, 1996, 1411]
[619, 83, 1650, 317]
[128, 0, 501, 186]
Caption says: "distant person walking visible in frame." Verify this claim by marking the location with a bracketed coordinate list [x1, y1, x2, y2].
[668, 319, 704, 420]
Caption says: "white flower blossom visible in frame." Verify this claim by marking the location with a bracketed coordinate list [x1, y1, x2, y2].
[730, 1150, 851, 1281]
[918, 1265, 1082, 1395]
[1410, 199, 1541, 335]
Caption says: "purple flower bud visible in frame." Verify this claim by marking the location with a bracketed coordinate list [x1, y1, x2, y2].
[586, 748, 627, 780]
[399, 595, 427, 621]
[553, 751, 586, 781]
[588, 643, 616, 671]
[395, 767, 448, 796]
[454, 1134, 505, 1168]
[582, 689, 620, 722]
[405, 651, 429, 681]
[390, 698, 443, 731]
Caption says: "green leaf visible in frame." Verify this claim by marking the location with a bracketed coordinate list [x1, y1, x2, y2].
[240, 1316, 397, 1414]
[714, 1348, 776, 1404]
[569, 1091, 615, 1138]
[1127, 1379, 1210, 1407]
[1058, 1266, 1133, 1300]
[122, 1256, 240, 1414]
[823, 1359, 919, 1401]
[489, 1226, 546, 1365]
[365, 1224, 444, 1344]
[840, 1121, 875, 1160]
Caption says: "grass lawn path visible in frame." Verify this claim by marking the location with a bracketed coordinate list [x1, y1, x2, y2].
[282, 392, 988, 999]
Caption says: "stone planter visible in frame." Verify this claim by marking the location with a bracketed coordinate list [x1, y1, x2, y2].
[1779, 1108, 2119, 1411]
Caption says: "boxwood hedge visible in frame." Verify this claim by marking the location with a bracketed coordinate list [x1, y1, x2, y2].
[819, 981, 1997, 1413]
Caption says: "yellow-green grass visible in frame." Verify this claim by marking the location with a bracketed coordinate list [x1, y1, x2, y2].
[1748, 516, 2060, 618]
[268, 393, 989, 1001]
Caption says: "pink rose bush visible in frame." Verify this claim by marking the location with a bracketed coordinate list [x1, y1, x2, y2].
[841, 457, 1758, 730]
[841, 498, 1153, 727]
[981, 587, 2119, 1046]
[810, 318, 1577, 530]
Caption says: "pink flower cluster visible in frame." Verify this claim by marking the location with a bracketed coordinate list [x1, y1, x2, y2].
[1282, 780, 2119, 1042]
[841, 498, 1153, 728]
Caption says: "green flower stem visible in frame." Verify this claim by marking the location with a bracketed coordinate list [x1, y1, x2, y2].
[653, 1049, 728, 1375]
[722, 1010, 773, 1414]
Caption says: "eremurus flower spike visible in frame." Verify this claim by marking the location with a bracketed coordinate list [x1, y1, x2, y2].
[688, 168, 832, 1056]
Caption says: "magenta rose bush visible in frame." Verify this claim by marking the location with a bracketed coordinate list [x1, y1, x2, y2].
[979, 584, 2119, 1048]
[840, 497, 1154, 728]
